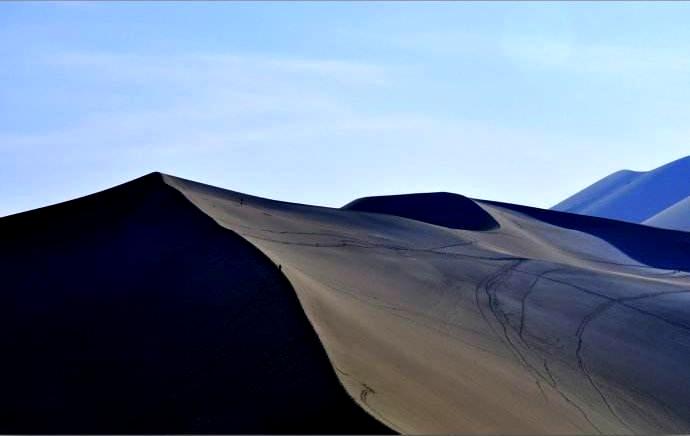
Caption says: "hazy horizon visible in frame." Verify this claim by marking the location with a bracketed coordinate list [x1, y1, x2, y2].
[3, 2, 690, 216]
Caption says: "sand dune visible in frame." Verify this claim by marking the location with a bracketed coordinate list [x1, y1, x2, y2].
[644, 196, 690, 231]
[553, 156, 690, 226]
[0, 173, 389, 434]
[552, 169, 642, 216]
[3, 172, 690, 433]
[343, 192, 499, 230]
[484, 199, 690, 271]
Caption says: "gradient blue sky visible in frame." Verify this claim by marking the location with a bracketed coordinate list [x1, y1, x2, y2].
[3, 2, 690, 216]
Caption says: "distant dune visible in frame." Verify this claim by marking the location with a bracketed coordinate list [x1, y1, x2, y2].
[3, 172, 690, 433]
[552, 169, 642, 217]
[643, 196, 690, 231]
[553, 156, 690, 231]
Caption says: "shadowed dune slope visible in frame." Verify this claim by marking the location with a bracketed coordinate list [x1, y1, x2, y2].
[0, 173, 391, 434]
[482, 199, 690, 272]
[343, 192, 499, 231]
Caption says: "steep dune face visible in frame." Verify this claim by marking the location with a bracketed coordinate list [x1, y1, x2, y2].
[5, 173, 690, 434]
[167, 175, 690, 434]
[552, 156, 690, 224]
[343, 192, 499, 231]
[0, 173, 390, 434]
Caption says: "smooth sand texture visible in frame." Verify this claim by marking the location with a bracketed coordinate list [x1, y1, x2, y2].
[3, 172, 690, 434]
[343, 192, 499, 230]
[553, 155, 690, 226]
[483, 199, 690, 271]
[644, 196, 690, 231]
[167, 174, 690, 434]
[552, 169, 642, 215]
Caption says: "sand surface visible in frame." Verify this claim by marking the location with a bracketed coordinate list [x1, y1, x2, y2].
[644, 196, 690, 231]
[0, 174, 389, 434]
[3, 172, 690, 434]
[553, 156, 690, 228]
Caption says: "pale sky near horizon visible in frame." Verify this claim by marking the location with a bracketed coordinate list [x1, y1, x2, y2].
[3, 2, 690, 216]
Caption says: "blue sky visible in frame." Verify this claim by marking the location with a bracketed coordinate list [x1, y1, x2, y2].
[3, 2, 690, 216]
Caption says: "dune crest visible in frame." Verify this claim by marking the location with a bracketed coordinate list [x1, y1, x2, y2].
[343, 192, 499, 231]
[0, 173, 390, 434]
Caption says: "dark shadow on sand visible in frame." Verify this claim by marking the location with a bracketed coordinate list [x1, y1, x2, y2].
[343, 192, 499, 231]
[482, 200, 690, 272]
[0, 173, 391, 434]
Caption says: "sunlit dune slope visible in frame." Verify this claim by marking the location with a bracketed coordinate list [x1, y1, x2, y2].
[166, 174, 690, 434]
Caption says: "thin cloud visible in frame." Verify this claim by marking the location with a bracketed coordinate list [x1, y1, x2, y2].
[381, 28, 690, 79]
[46, 52, 390, 86]
[501, 38, 690, 76]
